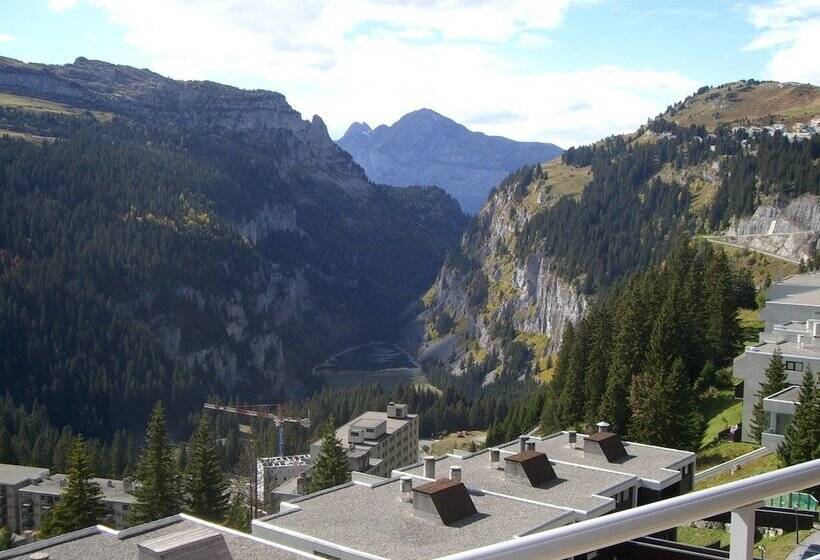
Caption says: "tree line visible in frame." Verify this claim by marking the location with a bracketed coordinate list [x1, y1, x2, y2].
[538, 240, 752, 450]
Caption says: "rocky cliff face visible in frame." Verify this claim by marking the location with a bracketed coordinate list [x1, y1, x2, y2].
[721, 195, 820, 262]
[417, 162, 586, 379]
[336, 108, 562, 213]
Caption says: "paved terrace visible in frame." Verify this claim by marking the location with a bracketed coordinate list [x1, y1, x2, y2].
[260, 477, 574, 560]
[498, 433, 693, 490]
[397, 449, 636, 518]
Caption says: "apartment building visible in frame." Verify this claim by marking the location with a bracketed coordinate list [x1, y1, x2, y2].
[735, 281, 820, 447]
[310, 402, 418, 477]
[760, 385, 803, 450]
[0, 514, 318, 560]
[17, 473, 136, 530]
[0, 465, 49, 534]
[253, 427, 695, 560]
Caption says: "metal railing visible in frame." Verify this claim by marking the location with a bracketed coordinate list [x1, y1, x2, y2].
[434, 458, 820, 560]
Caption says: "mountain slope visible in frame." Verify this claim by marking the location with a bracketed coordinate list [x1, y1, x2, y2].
[0, 57, 467, 436]
[418, 80, 820, 382]
[337, 108, 562, 213]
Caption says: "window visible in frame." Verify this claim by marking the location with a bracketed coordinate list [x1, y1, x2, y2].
[785, 361, 804, 372]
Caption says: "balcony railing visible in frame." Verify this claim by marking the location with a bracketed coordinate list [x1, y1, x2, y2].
[435, 458, 820, 560]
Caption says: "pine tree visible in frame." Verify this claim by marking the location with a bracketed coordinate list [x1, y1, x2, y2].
[224, 485, 250, 532]
[541, 322, 575, 432]
[778, 366, 817, 466]
[185, 416, 229, 522]
[750, 350, 788, 443]
[39, 437, 106, 537]
[131, 402, 182, 524]
[308, 418, 350, 493]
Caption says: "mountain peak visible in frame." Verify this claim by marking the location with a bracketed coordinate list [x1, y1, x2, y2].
[336, 109, 562, 214]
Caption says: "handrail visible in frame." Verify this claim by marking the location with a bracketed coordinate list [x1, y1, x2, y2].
[434, 458, 820, 560]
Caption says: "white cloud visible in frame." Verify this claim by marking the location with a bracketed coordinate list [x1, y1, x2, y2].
[47, 0, 696, 146]
[744, 0, 820, 85]
[0, 33, 15, 43]
[48, 0, 80, 12]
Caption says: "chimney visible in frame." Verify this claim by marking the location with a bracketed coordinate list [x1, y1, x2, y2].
[526, 441, 536, 451]
[567, 431, 577, 445]
[107, 480, 114, 488]
[489, 449, 500, 465]
[400, 476, 413, 502]
[813, 321, 820, 338]
[519, 435, 529, 452]
[138, 528, 229, 560]
[123, 477, 133, 494]
[296, 475, 308, 495]
[449, 466, 462, 482]
[596, 421, 611, 433]
[424, 456, 436, 479]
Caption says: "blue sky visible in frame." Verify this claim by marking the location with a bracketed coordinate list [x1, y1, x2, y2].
[0, 0, 818, 146]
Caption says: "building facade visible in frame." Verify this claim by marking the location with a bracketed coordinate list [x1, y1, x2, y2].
[310, 403, 419, 477]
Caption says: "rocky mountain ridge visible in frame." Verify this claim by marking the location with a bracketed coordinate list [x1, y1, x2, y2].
[418, 80, 820, 382]
[337, 108, 562, 213]
[0, 57, 466, 434]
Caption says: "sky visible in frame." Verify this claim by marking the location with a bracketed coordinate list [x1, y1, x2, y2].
[0, 0, 818, 147]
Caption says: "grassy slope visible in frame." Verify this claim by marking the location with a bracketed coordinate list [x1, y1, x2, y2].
[716, 243, 800, 287]
[429, 431, 487, 455]
[695, 453, 781, 491]
[666, 81, 820, 131]
[0, 92, 113, 121]
[677, 526, 811, 560]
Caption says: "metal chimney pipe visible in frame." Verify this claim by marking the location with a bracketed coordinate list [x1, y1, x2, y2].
[519, 436, 529, 452]
[424, 456, 436, 479]
[400, 475, 413, 502]
[596, 421, 611, 434]
[567, 431, 577, 445]
[526, 441, 536, 451]
[450, 466, 462, 482]
[490, 449, 500, 465]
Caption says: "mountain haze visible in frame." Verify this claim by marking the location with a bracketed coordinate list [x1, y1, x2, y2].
[337, 109, 563, 213]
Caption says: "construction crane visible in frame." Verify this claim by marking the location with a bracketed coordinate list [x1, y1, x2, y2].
[203, 403, 310, 457]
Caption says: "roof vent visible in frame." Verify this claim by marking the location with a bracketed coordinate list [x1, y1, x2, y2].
[413, 479, 477, 525]
[137, 528, 230, 560]
[525, 441, 536, 451]
[489, 449, 500, 466]
[596, 421, 611, 433]
[518, 435, 529, 452]
[400, 476, 414, 502]
[584, 432, 627, 462]
[449, 466, 462, 482]
[504, 450, 556, 487]
[567, 431, 577, 445]
[424, 456, 436, 479]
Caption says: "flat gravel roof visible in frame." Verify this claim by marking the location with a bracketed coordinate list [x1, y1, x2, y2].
[266, 477, 573, 560]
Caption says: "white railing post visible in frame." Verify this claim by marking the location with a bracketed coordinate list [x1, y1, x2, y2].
[729, 503, 760, 560]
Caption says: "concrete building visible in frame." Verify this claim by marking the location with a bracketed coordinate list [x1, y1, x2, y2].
[0, 465, 49, 534]
[0, 514, 318, 560]
[734, 340, 820, 446]
[395, 443, 639, 520]
[760, 385, 802, 450]
[253, 428, 695, 560]
[17, 474, 137, 530]
[496, 430, 696, 506]
[253, 472, 574, 560]
[310, 403, 418, 477]
[759, 290, 820, 327]
[257, 455, 311, 510]
[734, 271, 820, 447]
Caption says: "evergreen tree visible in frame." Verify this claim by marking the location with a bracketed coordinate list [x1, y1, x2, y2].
[778, 367, 817, 466]
[308, 418, 350, 493]
[541, 322, 575, 432]
[0, 527, 10, 551]
[39, 437, 106, 537]
[628, 359, 702, 450]
[131, 403, 181, 524]
[184, 416, 229, 522]
[750, 350, 788, 443]
[224, 485, 250, 532]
